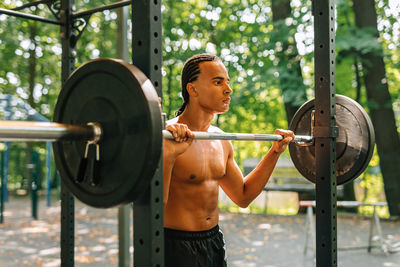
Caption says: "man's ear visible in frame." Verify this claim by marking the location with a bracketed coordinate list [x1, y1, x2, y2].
[187, 83, 198, 97]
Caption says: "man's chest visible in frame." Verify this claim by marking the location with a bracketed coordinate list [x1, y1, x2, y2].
[172, 140, 228, 182]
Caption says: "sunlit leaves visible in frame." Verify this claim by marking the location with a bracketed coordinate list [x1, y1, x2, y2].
[337, 26, 383, 56]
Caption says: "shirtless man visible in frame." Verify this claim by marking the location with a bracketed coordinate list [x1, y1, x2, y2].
[163, 54, 294, 267]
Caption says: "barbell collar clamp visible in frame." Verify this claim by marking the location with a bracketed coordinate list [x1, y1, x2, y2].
[87, 122, 102, 144]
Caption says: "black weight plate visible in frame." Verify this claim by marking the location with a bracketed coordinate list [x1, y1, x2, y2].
[53, 58, 162, 208]
[289, 95, 375, 185]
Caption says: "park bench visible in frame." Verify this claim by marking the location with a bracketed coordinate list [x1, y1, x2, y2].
[244, 157, 317, 213]
[262, 183, 315, 213]
[244, 157, 349, 213]
[301, 200, 400, 255]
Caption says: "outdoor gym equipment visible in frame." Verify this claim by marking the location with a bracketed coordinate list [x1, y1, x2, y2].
[0, 58, 375, 208]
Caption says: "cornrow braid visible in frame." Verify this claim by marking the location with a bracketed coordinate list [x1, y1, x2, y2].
[176, 53, 221, 116]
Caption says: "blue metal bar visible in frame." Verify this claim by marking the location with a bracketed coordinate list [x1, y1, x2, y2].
[30, 151, 39, 220]
[3, 144, 9, 203]
[0, 151, 4, 224]
[4, 95, 11, 202]
[46, 142, 52, 207]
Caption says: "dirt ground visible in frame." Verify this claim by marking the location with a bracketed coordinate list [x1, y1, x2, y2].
[0, 196, 399, 267]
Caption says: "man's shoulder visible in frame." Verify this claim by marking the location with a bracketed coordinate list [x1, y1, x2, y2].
[208, 125, 224, 133]
[166, 117, 179, 125]
[166, 117, 224, 133]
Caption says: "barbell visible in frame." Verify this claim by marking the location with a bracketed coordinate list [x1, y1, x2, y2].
[0, 122, 311, 143]
[0, 58, 375, 208]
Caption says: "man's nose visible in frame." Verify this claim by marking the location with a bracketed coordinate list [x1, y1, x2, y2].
[224, 84, 232, 95]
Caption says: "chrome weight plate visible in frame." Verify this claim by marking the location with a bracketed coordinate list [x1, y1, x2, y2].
[289, 95, 375, 185]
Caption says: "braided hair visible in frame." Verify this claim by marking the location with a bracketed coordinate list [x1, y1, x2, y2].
[176, 53, 220, 116]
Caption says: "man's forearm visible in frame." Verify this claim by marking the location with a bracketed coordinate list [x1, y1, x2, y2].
[241, 148, 282, 205]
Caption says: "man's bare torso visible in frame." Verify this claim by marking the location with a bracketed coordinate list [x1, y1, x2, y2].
[164, 131, 229, 231]
[163, 58, 293, 233]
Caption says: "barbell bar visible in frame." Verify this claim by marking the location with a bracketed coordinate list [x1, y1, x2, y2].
[0, 121, 312, 144]
[162, 130, 312, 143]
[0, 121, 102, 142]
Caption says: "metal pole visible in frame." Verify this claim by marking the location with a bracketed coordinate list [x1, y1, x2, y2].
[0, 121, 101, 142]
[60, 0, 76, 265]
[313, 0, 337, 266]
[0, 151, 4, 224]
[11, 0, 54, 11]
[117, 3, 131, 266]
[132, 0, 164, 266]
[4, 95, 10, 203]
[30, 151, 39, 220]
[0, 8, 62, 25]
[46, 142, 52, 207]
[72, 0, 131, 19]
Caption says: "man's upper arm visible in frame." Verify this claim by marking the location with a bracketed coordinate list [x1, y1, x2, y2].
[219, 141, 246, 206]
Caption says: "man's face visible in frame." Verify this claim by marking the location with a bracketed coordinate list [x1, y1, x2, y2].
[189, 60, 232, 114]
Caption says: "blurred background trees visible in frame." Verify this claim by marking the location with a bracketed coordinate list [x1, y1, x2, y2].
[0, 0, 399, 216]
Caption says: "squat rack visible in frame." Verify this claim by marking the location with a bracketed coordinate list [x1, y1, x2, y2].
[0, 0, 337, 266]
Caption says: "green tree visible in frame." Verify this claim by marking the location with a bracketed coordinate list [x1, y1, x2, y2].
[352, 0, 400, 216]
[162, 0, 290, 163]
[270, 0, 308, 122]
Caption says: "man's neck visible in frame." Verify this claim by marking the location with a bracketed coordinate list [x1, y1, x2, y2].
[178, 105, 215, 131]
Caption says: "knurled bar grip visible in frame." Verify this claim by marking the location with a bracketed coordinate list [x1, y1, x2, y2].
[0, 121, 312, 143]
[162, 130, 312, 143]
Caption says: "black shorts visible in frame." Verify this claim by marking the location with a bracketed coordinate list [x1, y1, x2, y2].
[164, 225, 227, 267]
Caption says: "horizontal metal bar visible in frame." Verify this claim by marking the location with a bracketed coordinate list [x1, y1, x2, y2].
[11, 0, 54, 11]
[0, 121, 312, 144]
[72, 0, 131, 19]
[0, 8, 62, 25]
[162, 130, 312, 143]
[0, 121, 99, 142]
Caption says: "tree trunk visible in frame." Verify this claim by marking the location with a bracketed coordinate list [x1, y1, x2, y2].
[353, 0, 400, 216]
[25, 21, 38, 193]
[353, 56, 362, 103]
[271, 0, 308, 209]
[28, 24, 37, 108]
[271, 0, 307, 123]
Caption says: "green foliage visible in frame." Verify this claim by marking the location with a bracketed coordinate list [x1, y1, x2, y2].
[161, 0, 304, 163]
[356, 149, 390, 218]
[0, 0, 119, 190]
[336, 26, 383, 56]
[335, 0, 400, 106]
[0, 4, 62, 119]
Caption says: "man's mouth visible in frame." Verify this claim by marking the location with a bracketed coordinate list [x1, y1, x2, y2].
[223, 98, 231, 105]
